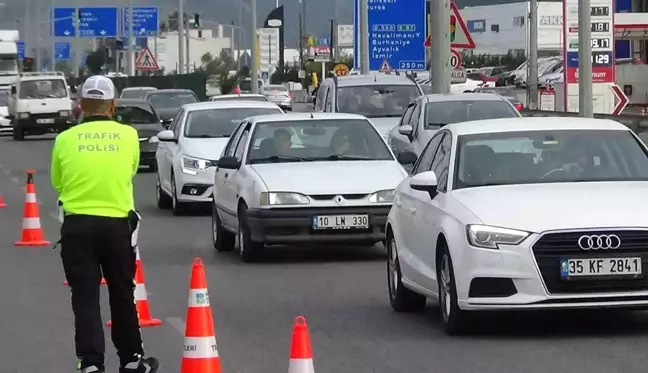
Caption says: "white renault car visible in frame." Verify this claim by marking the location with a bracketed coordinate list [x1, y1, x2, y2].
[211, 112, 416, 262]
[155, 100, 284, 215]
[386, 117, 648, 334]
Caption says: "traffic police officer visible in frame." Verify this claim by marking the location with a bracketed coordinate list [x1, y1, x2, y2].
[50, 75, 159, 373]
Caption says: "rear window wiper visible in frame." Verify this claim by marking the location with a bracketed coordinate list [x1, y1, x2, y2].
[251, 155, 312, 163]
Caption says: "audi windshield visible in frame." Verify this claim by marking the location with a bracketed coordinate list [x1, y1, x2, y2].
[454, 129, 648, 189]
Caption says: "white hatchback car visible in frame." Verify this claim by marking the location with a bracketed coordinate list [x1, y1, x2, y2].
[211, 112, 416, 262]
[155, 100, 284, 215]
[386, 117, 648, 334]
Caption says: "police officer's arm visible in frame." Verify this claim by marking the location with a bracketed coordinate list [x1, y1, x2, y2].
[50, 135, 63, 194]
[131, 128, 140, 177]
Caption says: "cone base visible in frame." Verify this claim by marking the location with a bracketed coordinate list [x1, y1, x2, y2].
[15, 240, 51, 247]
[107, 318, 162, 328]
[0, 203, 6, 208]
[181, 357, 222, 373]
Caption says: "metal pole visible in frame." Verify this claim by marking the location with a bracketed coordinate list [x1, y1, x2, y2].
[359, 0, 369, 74]
[35, 6, 41, 71]
[127, 0, 134, 76]
[185, 19, 190, 73]
[578, 0, 593, 116]
[177, 0, 185, 74]
[230, 20, 235, 59]
[51, 0, 55, 70]
[528, 0, 539, 110]
[429, 0, 450, 93]
[250, 0, 259, 93]
[73, 5, 80, 77]
[24, 0, 29, 58]
[238, 3, 242, 70]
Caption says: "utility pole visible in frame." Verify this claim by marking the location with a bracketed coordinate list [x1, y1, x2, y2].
[73, 5, 80, 77]
[358, 0, 369, 74]
[528, 0, 539, 110]
[177, 0, 185, 74]
[298, 13, 303, 68]
[127, 0, 134, 76]
[24, 0, 29, 59]
[250, 0, 259, 93]
[51, 0, 56, 71]
[329, 19, 334, 62]
[185, 18, 190, 73]
[35, 3, 41, 71]
[578, 0, 593, 116]
[429, 0, 450, 93]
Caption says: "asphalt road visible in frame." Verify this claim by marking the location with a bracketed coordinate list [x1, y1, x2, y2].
[3, 112, 648, 372]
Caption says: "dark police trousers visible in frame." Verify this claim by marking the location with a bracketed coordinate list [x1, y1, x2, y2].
[60, 214, 144, 369]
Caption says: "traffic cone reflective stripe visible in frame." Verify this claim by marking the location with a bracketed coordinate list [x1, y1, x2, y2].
[107, 246, 161, 327]
[288, 316, 315, 373]
[15, 171, 50, 247]
[181, 257, 222, 373]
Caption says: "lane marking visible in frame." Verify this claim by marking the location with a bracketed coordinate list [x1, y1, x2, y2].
[166, 317, 186, 335]
[10, 176, 19, 183]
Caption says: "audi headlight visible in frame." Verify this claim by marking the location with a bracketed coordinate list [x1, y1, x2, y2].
[149, 136, 159, 143]
[18, 112, 29, 119]
[59, 110, 71, 117]
[260, 192, 310, 206]
[466, 224, 530, 249]
[368, 189, 395, 203]
[181, 155, 208, 173]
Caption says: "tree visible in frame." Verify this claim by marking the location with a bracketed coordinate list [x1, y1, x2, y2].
[85, 50, 106, 75]
[166, 11, 189, 32]
[159, 21, 168, 33]
[54, 61, 72, 75]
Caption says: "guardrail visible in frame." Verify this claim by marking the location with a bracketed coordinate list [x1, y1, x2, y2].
[521, 109, 648, 134]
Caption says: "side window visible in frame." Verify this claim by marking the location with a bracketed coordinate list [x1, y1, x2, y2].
[325, 86, 334, 111]
[412, 133, 444, 175]
[400, 105, 415, 127]
[431, 134, 452, 192]
[223, 122, 245, 157]
[409, 103, 422, 138]
[234, 130, 250, 161]
[315, 84, 328, 111]
[170, 110, 184, 137]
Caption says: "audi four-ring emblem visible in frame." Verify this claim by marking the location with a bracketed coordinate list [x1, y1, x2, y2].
[577, 234, 622, 250]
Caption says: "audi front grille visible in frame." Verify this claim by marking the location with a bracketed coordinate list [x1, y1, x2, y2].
[532, 230, 648, 294]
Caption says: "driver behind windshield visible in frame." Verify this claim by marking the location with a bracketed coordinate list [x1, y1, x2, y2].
[273, 129, 292, 156]
[329, 130, 351, 155]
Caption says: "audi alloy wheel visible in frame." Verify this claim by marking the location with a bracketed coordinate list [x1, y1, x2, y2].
[437, 244, 468, 335]
[387, 233, 426, 312]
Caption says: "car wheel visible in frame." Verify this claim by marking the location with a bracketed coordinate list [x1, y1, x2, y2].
[170, 174, 188, 216]
[155, 172, 172, 209]
[212, 203, 235, 251]
[437, 243, 469, 335]
[12, 121, 24, 141]
[387, 234, 426, 312]
[237, 203, 263, 263]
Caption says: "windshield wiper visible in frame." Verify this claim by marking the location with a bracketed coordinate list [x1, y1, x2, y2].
[191, 134, 230, 138]
[311, 155, 376, 161]
[427, 123, 447, 127]
[252, 155, 312, 163]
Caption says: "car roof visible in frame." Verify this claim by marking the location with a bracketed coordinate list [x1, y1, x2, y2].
[213, 94, 265, 99]
[122, 86, 156, 91]
[422, 93, 509, 103]
[445, 117, 630, 136]
[146, 89, 194, 95]
[180, 100, 281, 112]
[334, 73, 417, 87]
[248, 112, 369, 123]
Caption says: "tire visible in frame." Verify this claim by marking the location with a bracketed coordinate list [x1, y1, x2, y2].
[437, 243, 469, 335]
[12, 121, 24, 141]
[212, 203, 235, 251]
[387, 233, 426, 312]
[171, 174, 189, 216]
[237, 203, 264, 262]
[155, 172, 172, 209]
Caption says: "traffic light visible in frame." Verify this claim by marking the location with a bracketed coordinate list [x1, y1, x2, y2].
[23, 57, 34, 72]
[192, 14, 200, 29]
[449, 15, 456, 43]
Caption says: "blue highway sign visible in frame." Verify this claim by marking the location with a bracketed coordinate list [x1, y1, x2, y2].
[55, 42, 71, 61]
[122, 6, 158, 37]
[17, 41, 25, 60]
[53, 7, 118, 38]
[353, 0, 427, 71]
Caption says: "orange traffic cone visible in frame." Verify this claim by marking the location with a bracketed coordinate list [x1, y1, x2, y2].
[181, 257, 221, 373]
[15, 170, 49, 247]
[0, 192, 6, 208]
[64, 278, 106, 286]
[107, 246, 161, 327]
[288, 316, 315, 373]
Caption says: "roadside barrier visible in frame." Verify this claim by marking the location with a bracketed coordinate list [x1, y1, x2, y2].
[107, 246, 162, 328]
[15, 170, 50, 247]
[181, 257, 222, 373]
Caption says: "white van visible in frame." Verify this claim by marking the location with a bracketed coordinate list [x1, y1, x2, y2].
[7, 72, 75, 141]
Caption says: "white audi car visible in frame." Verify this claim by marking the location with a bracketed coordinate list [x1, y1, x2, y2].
[211, 112, 415, 262]
[155, 100, 284, 215]
[386, 117, 648, 334]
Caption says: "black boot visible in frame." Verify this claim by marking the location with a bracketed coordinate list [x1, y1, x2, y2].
[119, 357, 160, 373]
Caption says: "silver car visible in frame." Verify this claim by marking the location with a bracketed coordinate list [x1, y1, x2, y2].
[261, 84, 292, 111]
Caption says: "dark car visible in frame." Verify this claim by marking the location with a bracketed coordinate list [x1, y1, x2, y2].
[145, 89, 199, 126]
[120, 86, 158, 99]
[471, 87, 524, 111]
[114, 99, 165, 170]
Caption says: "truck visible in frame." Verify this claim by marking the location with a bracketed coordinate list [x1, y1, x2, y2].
[0, 30, 19, 89]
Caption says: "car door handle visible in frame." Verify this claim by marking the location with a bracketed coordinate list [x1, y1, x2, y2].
[224, 173, 229, 178]
[408, 207, 417, 215]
